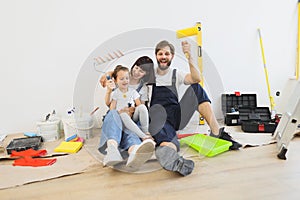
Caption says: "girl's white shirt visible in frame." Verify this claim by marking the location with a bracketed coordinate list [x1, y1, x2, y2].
[111, 87, 140, 110]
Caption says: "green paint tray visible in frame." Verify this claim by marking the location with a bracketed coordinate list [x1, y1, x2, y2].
[180, 134, 232, 157]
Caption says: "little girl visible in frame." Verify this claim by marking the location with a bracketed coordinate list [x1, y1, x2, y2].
[110, 65, 152, 140]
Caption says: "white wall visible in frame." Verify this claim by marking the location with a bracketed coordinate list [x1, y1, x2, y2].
[0, 0, 298, 134]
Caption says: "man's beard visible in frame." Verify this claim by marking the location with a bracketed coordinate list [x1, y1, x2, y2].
[157, 60, 172, 71]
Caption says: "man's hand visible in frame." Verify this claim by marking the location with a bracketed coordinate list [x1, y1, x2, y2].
[181, 41, 191, 59]
[181, 40, 201, 84]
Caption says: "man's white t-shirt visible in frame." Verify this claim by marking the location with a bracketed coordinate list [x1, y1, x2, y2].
[148, 67, 187, 103]
[154, 67, 187, 90]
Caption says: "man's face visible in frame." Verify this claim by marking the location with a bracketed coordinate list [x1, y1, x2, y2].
[156, 46, 174, 71]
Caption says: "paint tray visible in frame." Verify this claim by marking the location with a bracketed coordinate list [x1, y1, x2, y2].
[54, 141, 83, 153]
[6, 136, 43, 154]
[180, 134, 232, 157]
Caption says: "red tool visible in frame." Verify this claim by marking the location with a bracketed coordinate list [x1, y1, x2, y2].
[177, 133, 203, 139]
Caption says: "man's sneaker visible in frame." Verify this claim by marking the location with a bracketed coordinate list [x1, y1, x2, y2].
[103, 145, 123, 167]
[126, 139, 155, 169]
[210, 127, 242, 150]
[155, 146, 194, 176]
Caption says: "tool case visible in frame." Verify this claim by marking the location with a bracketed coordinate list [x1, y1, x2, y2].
[221, 93, 257, 126]
[239, 107, 277, 133]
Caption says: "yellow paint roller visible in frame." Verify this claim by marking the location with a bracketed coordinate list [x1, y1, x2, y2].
[176, 22, 203, 86]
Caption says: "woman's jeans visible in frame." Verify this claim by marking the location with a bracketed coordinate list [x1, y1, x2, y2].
[98, 110, 141, 155]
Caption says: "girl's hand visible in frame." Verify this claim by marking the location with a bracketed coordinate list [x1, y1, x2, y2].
[100, 71, 113, 87]
[128, 106, 135, 116]
[106, 79, 116, 92]
[118, 107, 135, 117]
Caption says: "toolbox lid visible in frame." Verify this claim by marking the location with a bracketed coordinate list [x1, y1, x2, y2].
[221, 93, 257, 115]
[239, 107, 271, 122]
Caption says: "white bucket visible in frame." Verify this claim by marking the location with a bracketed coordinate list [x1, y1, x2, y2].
[36, 119, 61, 142]
[63, 114, 94, 140]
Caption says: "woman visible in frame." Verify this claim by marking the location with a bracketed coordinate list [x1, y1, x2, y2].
[98, 56, 155, 170]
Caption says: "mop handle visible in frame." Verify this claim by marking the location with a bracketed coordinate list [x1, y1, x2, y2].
[257, 28, 275, 111]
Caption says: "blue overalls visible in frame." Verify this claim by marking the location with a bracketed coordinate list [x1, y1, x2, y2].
[149, 69, 181, 149]
[149, 69, 211, 151]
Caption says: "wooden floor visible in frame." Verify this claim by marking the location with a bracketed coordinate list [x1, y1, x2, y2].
[1, 136, 300, 200]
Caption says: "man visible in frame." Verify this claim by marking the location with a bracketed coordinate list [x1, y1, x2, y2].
[149, 40, 242, 176]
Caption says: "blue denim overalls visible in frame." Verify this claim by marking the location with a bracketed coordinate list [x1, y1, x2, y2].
[149, 69, 182, 149]
[149, 69, 211, 150]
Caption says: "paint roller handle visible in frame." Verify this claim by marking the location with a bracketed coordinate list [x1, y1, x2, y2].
[181, 41, 191, 60]
[99, 71, 113, 88]
[184, 53, 190, 59]
[270, 96, 276, 111]
[106, 78, 116, 92]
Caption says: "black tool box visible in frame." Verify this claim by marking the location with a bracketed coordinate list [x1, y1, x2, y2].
[6, 136, 43, 154]
[239, 107, 277, 133]
[221, 93, 257, 126]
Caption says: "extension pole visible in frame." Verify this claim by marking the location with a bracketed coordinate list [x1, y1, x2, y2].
[258, 28, 276, 114]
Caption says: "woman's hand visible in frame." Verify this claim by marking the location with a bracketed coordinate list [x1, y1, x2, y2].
[100, 74, 107, 87]
[142, 135, 155, 142]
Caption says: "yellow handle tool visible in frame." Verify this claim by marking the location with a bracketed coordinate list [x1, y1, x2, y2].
[176, 22, 203, 87]
[258, 28, 276, 112]
[176, 22, 205, 124]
